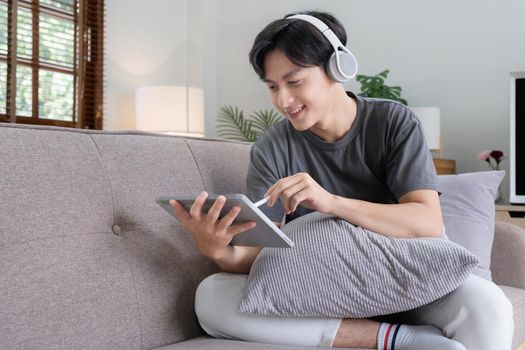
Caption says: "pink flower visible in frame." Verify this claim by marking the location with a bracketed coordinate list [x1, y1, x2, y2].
[478, 150, 491, 161]
[479, 149, 505, 170]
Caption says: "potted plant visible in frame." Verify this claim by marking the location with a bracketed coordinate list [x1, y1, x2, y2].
[216, 105, 282, 142]
[356, 69, 407, 105]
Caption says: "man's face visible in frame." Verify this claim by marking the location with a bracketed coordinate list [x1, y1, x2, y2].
[263, 49, 336, 132]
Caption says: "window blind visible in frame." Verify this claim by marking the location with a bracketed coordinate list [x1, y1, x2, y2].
[0, 0, 104, 129]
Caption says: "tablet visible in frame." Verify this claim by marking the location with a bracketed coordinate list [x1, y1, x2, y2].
[156, 194, 294, 248]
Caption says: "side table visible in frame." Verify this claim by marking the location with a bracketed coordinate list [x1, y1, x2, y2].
[495, 205, 525, 230]
[433, 158, 456, 175]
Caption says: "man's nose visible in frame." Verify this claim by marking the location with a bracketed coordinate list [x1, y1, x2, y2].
[277, 88, 294, 109]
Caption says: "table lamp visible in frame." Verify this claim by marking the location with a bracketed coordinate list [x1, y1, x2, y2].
[135, 86, 205, 137]
[410, 107, 442, 158]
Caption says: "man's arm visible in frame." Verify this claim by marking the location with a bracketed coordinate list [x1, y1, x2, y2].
[330, 189, 443, 238]
[265, 173, 443, 239]
[213, 246, 262, 274]
[212, 219, 282, 273]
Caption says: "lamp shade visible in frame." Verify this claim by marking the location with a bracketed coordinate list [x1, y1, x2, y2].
[410, 107, 441, 150]
[135, 86, 205, 137]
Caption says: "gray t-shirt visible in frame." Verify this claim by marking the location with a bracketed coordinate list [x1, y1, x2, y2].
[246, 92, 438, 223]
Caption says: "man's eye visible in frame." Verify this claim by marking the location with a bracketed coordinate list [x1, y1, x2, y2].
[289, 80, 301, 85]
[268, 85, 277, 91]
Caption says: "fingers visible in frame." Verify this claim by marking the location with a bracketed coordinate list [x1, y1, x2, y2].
[179, 192, 257, 246]
[265, 173, 305, 207]
[217, 205, 256, 237]
[227, 221, 257, 237]
[205, 195, 227, 224]
[217, 204, 241, 230]
[169, 199, 191, 223]
[190, 191, 208, 219]
[281, 181, 308, 213]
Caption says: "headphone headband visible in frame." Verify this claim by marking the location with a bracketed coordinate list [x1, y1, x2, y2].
[286, 13, 358, 82]
[287, 14, 342, 52]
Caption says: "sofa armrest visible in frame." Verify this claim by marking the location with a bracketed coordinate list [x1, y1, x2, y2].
[491, 221, 525, 289]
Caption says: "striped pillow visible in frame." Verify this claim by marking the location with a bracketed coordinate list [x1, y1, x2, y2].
[438, 170, 505, 280]
[239, 211, 479, 318]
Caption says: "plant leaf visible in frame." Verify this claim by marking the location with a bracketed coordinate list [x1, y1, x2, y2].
[250, 109, 283, 137]
[356, 69, 408, 105]
[216, 105, 258, 142]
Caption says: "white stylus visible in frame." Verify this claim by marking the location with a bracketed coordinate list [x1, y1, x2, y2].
[254, 196, 287, 228]
[253, 196, 270, 207]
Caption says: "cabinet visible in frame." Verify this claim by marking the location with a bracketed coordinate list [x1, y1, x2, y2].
[495, 205, 525, 229]
[433, 158, 456, 175]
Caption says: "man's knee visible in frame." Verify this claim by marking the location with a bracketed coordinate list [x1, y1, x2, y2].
[483, 288, 514, 327]
[459, 279, 513, 324]
[194, 273, 247, 338]
[194, 274, 218, 335]
[446, 276, 515, 344]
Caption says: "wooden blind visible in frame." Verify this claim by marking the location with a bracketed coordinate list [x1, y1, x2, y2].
[0, 0, 104, 129]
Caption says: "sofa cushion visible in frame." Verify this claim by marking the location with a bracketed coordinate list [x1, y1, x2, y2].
[0, 235, 141, 349]
[0, 126, 114, 244]
[239, 211, 478, 318]
[153, 336, 369, 350]
[438, 171, 504, 280]
[0, 125, 227, 349]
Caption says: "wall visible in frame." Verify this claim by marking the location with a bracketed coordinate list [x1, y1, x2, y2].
[210, 0, 525, 199]
[105, 0, 195, 130]
[105, 0, 525, 198]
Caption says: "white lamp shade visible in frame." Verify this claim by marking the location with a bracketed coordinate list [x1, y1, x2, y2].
[135, 86, 205, 136]
[410, 107, 441, 150]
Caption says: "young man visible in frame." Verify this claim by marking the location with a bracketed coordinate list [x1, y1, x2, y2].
[170, 11, 513, 350]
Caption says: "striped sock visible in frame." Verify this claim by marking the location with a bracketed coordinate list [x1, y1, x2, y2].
[377, 323, 401, 350]
[376, 323, 466, 350]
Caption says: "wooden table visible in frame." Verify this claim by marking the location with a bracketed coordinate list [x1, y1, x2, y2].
[495, 204, 525, 229]
[433, 158, 456, 175]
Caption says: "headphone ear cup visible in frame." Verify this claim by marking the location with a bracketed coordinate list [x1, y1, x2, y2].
[326, 51, 358, 83]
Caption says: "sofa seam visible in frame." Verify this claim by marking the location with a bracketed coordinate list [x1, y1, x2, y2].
[125, 258, 145, 350]
[183, 139, 208, 192]
[87, 134, 117, 222]
[87, 133, 145, 349]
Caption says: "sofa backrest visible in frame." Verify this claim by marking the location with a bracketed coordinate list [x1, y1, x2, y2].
[0, 123, 251, 349]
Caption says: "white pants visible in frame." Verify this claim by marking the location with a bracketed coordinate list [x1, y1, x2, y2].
[195, 273, 514, 349]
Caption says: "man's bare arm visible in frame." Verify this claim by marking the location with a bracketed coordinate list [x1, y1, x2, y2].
[330, 190, 443, 238]
[213, 246, 262, 274]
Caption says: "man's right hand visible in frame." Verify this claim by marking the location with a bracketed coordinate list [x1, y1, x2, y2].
[169, 191, 257, 261]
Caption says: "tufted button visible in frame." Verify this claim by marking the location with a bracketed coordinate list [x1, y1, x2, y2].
[111, 224, 122, 236]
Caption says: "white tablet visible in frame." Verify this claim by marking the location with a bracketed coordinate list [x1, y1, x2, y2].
[156, 194, 294, 248]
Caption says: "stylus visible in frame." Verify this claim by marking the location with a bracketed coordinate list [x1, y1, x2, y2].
[253, 196, 270, 207]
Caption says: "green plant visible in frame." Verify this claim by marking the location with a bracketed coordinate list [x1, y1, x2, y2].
[356, 69, 408, 105]
[216, 105, 282, 142]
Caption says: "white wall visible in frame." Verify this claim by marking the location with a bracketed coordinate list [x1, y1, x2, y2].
[105, 0, 525, 199]
[105, 0, 192, 130]
[209, 0, 525, 200]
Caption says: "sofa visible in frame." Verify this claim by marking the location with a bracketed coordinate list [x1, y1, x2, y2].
[1, 122, 524, 350]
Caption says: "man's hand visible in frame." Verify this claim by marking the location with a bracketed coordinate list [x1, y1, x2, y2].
[265, 172, 336, 215]
[169, 191, 256, 260]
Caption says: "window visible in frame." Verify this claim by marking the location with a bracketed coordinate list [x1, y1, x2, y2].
[0, 0, 104, 129]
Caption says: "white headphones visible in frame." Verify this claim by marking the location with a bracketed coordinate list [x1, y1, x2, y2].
[287, 14, 358, 83]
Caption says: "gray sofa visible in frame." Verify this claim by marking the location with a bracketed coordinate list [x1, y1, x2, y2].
[1, 123, 524, 350]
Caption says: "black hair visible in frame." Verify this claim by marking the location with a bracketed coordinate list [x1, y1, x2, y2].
[248, 10, 347, 80]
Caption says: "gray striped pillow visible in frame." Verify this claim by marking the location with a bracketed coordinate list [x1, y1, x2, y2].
[239, 211, 479, 318]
